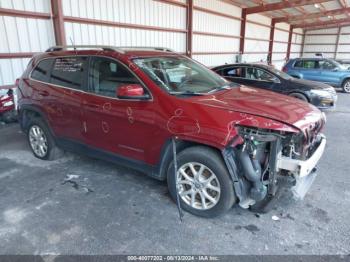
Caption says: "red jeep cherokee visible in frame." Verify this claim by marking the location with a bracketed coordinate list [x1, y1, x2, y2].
[17, 46, 326, 217]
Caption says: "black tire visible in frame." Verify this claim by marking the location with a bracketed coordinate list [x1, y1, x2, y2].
[1, 110, 17, 123]
[27, 118, 63, 160]
[342, 79, 350, 93]
[289, 92, 308, 102]
[167, 146, 236, 218]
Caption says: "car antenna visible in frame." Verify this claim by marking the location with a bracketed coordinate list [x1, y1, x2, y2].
[172, 137, 184, 222]
[70, 37, 77, 53]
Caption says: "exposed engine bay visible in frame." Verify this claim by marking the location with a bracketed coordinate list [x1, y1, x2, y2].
[222, 121, 326, 212]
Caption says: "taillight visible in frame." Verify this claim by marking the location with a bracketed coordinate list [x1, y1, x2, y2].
[282, 66, 287, 72]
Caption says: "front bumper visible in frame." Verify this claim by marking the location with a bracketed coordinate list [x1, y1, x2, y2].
[277, 134, 326, 178]
[311, 94, 337, 109]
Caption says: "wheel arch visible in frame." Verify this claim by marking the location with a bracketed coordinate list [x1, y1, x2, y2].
[19, 105, 51, 133]
[155, 138, 223, 181]
[288, 91, 310, 102]
[341, 77, 350, 87]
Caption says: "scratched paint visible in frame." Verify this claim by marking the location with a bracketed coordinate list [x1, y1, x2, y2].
[167, 108, 200, 135]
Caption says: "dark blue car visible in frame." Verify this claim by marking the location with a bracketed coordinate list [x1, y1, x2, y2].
[283, 58, 350, 93]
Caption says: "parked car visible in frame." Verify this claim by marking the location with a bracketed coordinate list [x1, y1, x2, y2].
[0, 88, 16, 123]
[282, 58, 350, 93]
[336, 59, 350, 69]
[17, 46, 326, 217]
[212, 63, 337, 109]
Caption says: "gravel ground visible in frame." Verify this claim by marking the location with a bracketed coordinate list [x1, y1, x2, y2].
[0, 93, 349, 255]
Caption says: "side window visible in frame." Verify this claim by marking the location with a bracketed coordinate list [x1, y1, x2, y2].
[31, 59, 54, 82]
[89, 57, 140, 98]
[222, 67, 243, 78]
[293, 60, 303, 68]
[246, 67, 277, 82]
[303, 60, 316, 69]
[319, 60, 336, 70]
[50, 57, 88, 90]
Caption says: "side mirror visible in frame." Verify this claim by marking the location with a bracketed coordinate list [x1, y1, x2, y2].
[117, 84, 150, 100]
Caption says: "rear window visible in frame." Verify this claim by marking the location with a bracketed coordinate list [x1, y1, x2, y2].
[50, 57, 88, 90]
[31, 59, 54, 82]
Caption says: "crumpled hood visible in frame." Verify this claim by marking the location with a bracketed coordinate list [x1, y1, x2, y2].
[192, 86, 324, 131]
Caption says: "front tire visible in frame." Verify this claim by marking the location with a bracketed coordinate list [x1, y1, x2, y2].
[342, 79, 350, 93]
[167, 146, 236, 218]
[289, 92, 308, 102]
[27, 118, 63, 160]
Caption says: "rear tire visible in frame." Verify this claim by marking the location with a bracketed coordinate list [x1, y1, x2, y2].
[167, 146, 236, 218]
[342, 79, 350, 93]
[1, 110, 17, 123]
[289, 92, 308, 102]
[27, 118, 63, 161]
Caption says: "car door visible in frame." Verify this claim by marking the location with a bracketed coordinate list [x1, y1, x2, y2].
[318, 59, 341, 85]
[47, 56, 88, 142]
[244, 67, 280, 91]
[296, 59, 321, 81]
[81, 56, 157, 163]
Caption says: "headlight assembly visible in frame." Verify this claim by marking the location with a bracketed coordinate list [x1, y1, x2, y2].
[310, 89, 332, 98]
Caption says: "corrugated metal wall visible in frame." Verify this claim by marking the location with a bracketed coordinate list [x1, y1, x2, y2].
[302, 27, 348, 59]
[0, 0, 55, 86]
[63, 0, 187, 52]
[303, 27, 337, 58]
[244, 14, 270, 63]
[192, 0, 241, 66]
[290, 28, 303, 59]
[0, 0, 303, 86]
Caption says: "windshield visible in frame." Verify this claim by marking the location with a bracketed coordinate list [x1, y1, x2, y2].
[133, 56, 232, 94]
[268, 67, 293, 80]
[330, 59, 348, 70]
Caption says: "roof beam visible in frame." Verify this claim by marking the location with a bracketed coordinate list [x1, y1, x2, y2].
[294, 18, 350, 28]
[304, 22, 350, 31]
[274, 7, 350, 23]
[245, 0, 332, 15]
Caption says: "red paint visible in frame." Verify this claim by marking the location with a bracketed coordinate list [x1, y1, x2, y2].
[0, 7, 51, 19]
[286, 26, 293, 60]
[0, 87, 15, 116]
[51, 0, 66, 46]
[17, 49, 324, 166]
[186, 0, 193, 57]
[239, 9, 246, 54]
[245, 0, 331, 14]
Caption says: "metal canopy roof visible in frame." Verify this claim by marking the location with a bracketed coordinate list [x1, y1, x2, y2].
[225, 0, 350, 30]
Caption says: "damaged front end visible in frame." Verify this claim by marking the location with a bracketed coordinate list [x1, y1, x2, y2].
[222, 120, 326, 212]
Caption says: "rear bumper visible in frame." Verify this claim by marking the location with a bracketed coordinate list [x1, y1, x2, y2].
[276, 134, 326, 178]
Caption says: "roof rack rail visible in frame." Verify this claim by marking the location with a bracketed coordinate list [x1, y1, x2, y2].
[45, 45, 125, 53]
[118, 46, 175, 52]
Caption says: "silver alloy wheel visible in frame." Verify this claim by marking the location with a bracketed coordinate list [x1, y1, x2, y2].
[29, 125, 48, 158]
[344, 81, 350, 93]
[177, 162, 221, 210]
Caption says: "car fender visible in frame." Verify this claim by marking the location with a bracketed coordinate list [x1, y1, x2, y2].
[18, 104, 53, 134]
[289, 72, 303, 79]
[340, 74, 350, 85]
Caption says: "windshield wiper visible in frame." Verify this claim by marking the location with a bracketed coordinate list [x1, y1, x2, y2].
[169, 91, 205, 96]
[208, 85, 233, 94]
